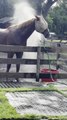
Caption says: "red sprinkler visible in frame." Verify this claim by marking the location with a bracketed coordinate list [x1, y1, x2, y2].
[40, 68, 59, 82]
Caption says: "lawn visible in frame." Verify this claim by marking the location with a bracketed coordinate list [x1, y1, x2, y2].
[0, 87, 67, 120]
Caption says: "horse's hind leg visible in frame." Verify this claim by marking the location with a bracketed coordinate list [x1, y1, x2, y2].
[7, 52, 14, 72]
[16, 52, 23, 82]
[16, 52, 23, 72]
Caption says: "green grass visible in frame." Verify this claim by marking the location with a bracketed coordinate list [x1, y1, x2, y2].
[0, 92, 22, 119]
[0, 86, 67, 120]
[0, 85, 57, 92]
[0, 85, 66, 97]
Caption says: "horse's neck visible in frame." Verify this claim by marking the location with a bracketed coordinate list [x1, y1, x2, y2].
[18, 19, 35, 40]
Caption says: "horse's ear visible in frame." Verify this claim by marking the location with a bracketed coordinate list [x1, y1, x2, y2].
[35, 15, 40, 21]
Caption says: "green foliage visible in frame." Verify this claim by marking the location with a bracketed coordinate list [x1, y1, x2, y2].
[23, 114, 41, 120]
[47, 0, 67, 39]
[0, 92, 21, 119]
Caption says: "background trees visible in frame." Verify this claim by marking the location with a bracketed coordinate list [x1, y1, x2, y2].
[0, 0, 14, 18]
[46, 0, 67, 39]
[0, 0, 14, 28]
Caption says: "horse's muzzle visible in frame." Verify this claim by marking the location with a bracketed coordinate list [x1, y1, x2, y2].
[42, 29, 49, 38]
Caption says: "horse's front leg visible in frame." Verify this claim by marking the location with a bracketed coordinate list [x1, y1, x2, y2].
[6, 52, 14, 82]
[7, 52, 14, 72]
[16, 52, 23, 82]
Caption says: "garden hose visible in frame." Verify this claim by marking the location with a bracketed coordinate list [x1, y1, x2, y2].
[44, 41, 55, 82]
[46, 51, 55, 82]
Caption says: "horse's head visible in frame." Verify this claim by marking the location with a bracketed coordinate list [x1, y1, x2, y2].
[35, 15, 49, 38]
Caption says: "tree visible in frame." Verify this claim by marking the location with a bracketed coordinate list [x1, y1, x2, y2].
[42, 0, 57, 17]
[42, 0, 63, 17]
[28, 0, 59, 16]
[0, 0, 14, 18]
[47, 0, 67, 39]
[0, 0, 14, 28]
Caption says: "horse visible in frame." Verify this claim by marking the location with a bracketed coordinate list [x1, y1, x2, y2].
[0, 15, 49, 81]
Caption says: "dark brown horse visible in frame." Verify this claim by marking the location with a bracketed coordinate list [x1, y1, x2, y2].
[0, 15, 49, 81]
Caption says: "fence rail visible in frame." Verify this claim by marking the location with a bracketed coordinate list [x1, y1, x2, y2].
[0, 72, 67, 79]
[0, 44, 67, 82]
[0, 44, 67, 53]
[0, 58, 57, 64]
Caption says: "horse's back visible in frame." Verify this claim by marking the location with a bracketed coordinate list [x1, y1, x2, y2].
[0, 28, 9, 44]
[0, 28, 9, 33]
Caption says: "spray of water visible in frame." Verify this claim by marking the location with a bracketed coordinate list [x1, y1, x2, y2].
[13, 1, 36, 24]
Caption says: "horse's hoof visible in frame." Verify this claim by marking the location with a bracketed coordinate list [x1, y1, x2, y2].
[17, 80, 19, 82]
[16, 78, 19, 82]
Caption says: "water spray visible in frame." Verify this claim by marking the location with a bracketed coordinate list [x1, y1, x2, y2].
[13, 1, 36, 24]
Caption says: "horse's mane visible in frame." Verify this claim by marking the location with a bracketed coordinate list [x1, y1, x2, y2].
[19, 18, 35, 29]
[8, 18, 35, 30]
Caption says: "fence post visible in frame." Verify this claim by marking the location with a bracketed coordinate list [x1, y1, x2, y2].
[56, 43, 61, 70]
[36, 47, 41, 82]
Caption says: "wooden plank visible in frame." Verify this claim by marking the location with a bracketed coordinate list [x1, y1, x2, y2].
[0, 73, 36, 78]
[41, 47, 53, 53]
[0, 44, 67, 53]
[0, 45, 52, 53]
[59, 65, 67, 72]
[0, 58, 37, 64]
[56, 44, 60, 70]
[0, 45, 54, 53]
[59, 54, 67, 59]
[58, 59, 67, 65]
[51, 44, 67, 53]
[40, 73, 67, 79]
[40, 59, 57, 64]
[0, 72, 67, 79]
[0, 45, 37, 52]
[36, 47, 41, 81]
[0, 58, 57, 64]
[41, 45, 67, 53]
